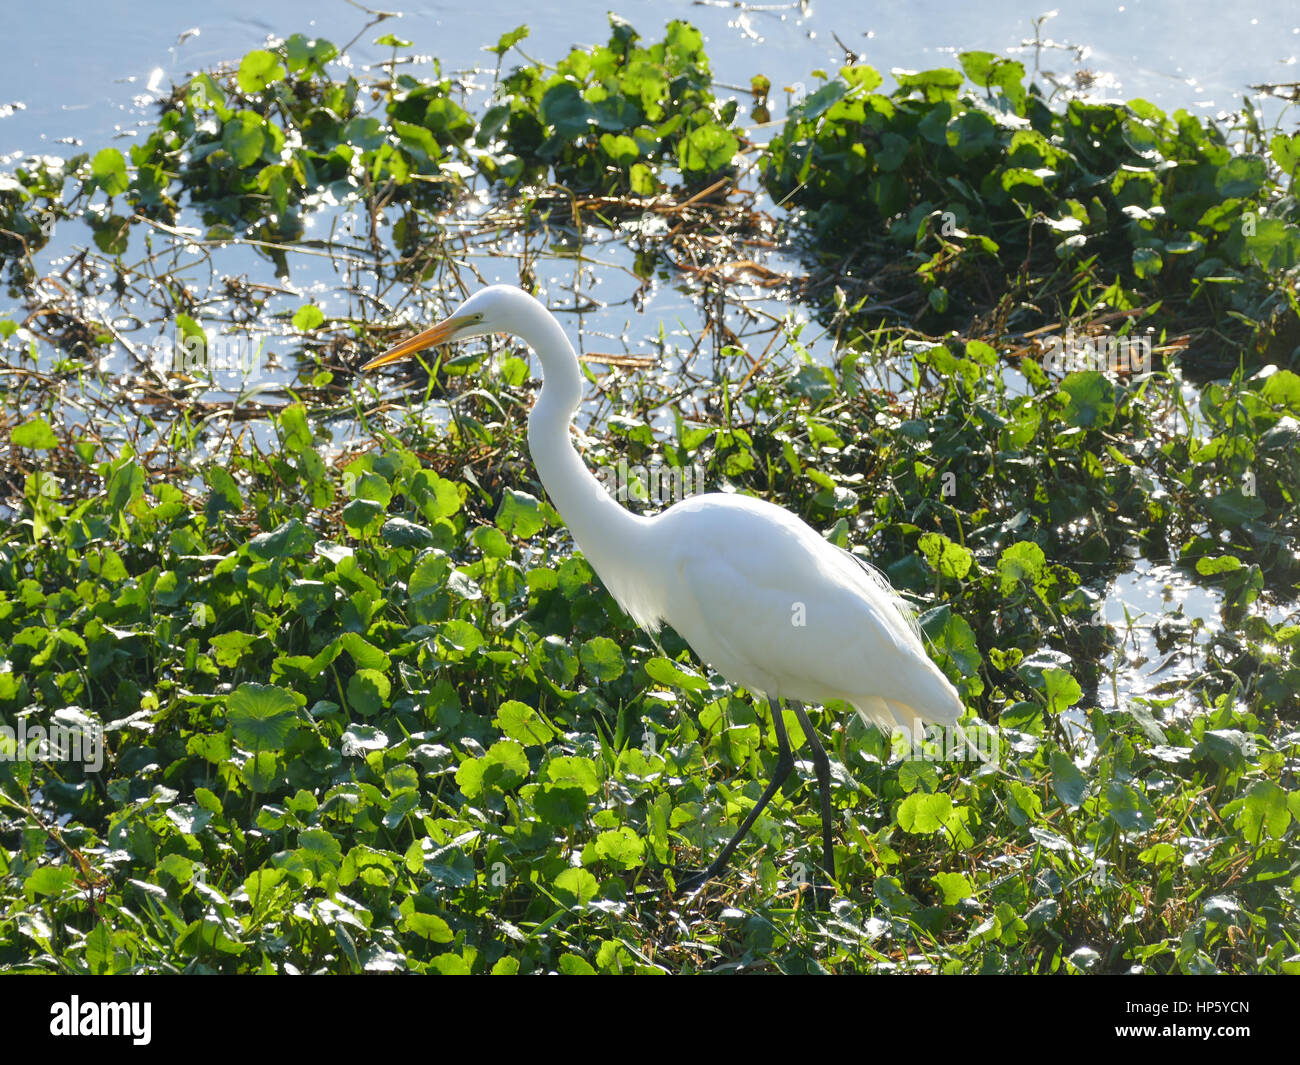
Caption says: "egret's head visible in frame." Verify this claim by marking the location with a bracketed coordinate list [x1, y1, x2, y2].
[360, 286, 535, 372]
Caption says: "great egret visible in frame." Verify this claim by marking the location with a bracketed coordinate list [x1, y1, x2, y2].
[362, 285, 964, 896]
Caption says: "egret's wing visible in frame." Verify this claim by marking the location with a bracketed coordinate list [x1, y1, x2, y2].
[651, 523, 958, 727]
[645, 494, 963, 725]
[668, 541, 934, 711]
[838, 547, 922, 645]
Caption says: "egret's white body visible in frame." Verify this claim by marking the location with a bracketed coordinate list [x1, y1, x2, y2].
[598, 491, 961, 734]
[363, 285, 964, 892]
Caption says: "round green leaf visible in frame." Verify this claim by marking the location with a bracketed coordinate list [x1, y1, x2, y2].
[580, 636, 624, 682]
[554, 867, 599, 905]
[91, 148, 129, 196]
[227, 683, 300, 750]
[237, 49, 287, 93]
[896, 792, 953, 834]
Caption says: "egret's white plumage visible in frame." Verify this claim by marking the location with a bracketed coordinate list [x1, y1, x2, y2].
[363, 284, 964, 893]
[645, 493, 961, 734]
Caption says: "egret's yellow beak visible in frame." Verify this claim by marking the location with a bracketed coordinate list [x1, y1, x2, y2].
[360, 313, 472, 372]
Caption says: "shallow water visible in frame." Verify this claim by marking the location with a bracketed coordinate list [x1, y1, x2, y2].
[5, 1, 1299, 159]
[5, 0, 1297, 407]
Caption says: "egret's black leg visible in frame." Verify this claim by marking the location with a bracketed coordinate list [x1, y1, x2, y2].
[677, 695, 793, 895]
[789, 700, 835, 897]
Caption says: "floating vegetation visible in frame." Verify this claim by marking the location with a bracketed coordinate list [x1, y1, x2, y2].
[761, 52, 1300, 362]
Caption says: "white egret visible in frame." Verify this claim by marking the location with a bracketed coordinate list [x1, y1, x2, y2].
[362, 285, 964, 896]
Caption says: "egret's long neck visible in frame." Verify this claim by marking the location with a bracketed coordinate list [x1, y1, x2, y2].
[522, 311, 648, 583]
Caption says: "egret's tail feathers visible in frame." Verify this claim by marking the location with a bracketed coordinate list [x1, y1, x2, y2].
[853, 696, 933, 737]
[851, 658, 964, 741]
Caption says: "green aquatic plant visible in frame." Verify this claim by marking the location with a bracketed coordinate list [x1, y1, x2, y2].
[761, 57, 1300, 352]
